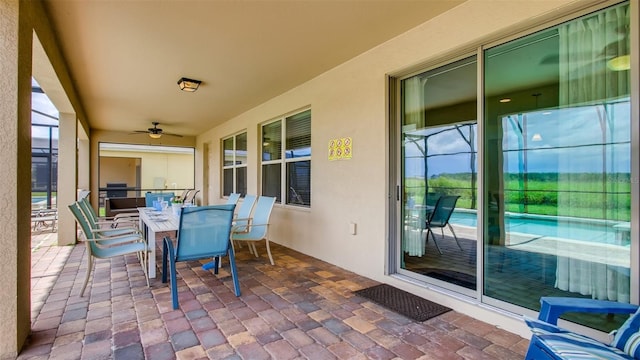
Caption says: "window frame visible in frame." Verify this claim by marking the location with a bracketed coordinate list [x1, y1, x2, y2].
[221, 131, 248, 197]
[261, 108, 312, 207]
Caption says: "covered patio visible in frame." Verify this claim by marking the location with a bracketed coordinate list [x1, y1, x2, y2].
[21, 231, 528, 359]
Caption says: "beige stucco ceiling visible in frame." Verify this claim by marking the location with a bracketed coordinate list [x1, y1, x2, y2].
[41, 0, 465, 137]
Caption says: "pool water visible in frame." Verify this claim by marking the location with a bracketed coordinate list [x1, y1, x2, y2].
[449, 211, 627, 245]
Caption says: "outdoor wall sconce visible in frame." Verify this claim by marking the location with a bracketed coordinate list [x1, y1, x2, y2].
[177, 77, 201, 92]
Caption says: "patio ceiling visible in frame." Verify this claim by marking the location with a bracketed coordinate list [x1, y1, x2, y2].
[40, 0, 465, 137]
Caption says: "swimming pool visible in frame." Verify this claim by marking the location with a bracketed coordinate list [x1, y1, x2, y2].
[449, 210, 628, 245]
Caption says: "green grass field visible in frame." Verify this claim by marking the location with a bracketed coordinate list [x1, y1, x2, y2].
[405, 173, 631, 221]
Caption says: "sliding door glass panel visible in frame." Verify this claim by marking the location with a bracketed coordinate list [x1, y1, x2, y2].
[400, 56, 478, 291]
[483, 2, 630, 330]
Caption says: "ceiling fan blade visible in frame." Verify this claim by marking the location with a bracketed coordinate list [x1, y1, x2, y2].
[161, 132, 183, 137]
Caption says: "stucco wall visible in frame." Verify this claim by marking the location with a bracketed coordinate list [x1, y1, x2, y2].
[1, 0, 33, 357]
[196, 0, 603, 338]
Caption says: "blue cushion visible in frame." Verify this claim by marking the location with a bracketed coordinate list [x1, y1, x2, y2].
[612, 308, 640, 358]
[535, 331, 632, 359]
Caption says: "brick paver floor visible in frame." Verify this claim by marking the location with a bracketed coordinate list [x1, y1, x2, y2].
[19, 231, 530, 359]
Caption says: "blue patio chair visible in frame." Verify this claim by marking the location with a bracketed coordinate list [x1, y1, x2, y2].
[203, 194, 257, 271]
[423, 195, 462, 254]
[232, 196, 277, 265]
[145, 192, 175, 207]
[68, 202, 149, 297]
[226, 193, 241, 205]
[162, 204, 239, 309]
[77, 198, 140, 236]
[525, 296, 639, 359]
[233, 194, 257, 233]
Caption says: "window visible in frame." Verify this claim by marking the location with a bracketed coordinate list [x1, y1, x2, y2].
[98, 143, 195, 210]
[261, 109, 311, 206]
[222, 132, 247, 197]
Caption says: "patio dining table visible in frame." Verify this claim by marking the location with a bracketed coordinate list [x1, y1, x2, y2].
[138, 207, 179, 278]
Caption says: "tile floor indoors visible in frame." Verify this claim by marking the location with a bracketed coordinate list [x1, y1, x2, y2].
[20, 229, 530, 359]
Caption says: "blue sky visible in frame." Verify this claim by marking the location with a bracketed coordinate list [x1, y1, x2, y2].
[404, 101, 631, 177]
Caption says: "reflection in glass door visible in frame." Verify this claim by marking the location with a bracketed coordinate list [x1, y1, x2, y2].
[400, 56, 478, 291]
[483, 2, 631, 330]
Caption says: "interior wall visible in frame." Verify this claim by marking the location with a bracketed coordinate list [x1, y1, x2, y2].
[196, 0, 600, 338]
[89, 130, 195, 210]
[99, 157, 138, 189]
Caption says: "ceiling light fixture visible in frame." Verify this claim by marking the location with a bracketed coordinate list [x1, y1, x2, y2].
[148, 133, 162, 139]
[499, 98, 511, 103]
[177, 77, 202, 92]
[607, 55, 630, 71]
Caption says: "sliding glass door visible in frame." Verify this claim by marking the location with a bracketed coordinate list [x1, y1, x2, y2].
[483, 2, 631, 329]
[394, 1, 632, 329]
[400, 56, 478, 293]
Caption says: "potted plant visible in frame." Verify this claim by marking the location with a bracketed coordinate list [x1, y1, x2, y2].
[171, 196, 183, 216]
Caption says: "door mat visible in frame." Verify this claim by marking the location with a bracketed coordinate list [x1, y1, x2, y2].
[354, 284, 451, 322]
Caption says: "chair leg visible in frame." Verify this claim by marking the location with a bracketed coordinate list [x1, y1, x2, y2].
[250, 243, 259, 257]
[447, 223, 463, 251]
[265, 239, 274, 265]
[227, 245, 241, 297]
[80, 245, 94, 297]
[169, 255, 179, 310]
[213, 256, 220, 274]
[162, 238, 169, 283]
[162, 237, 181, 309]
[141, 247, 150, 288]
[428, 228, 443, 255]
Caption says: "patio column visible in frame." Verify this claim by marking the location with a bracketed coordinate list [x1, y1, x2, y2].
[58, 112, 78, 245]
[0, 0, 33, 357]
[78, 125, 90, 192]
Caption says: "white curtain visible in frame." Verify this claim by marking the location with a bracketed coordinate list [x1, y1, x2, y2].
[403, 76, 427, 128]
[558, 5, 629, 106]
[555, 4, 630, 302]
[402, 76, 428, 256]
[556, 257, 630, 303]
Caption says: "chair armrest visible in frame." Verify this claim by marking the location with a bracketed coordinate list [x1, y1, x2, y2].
[89, 227, 140, 236]
[80, 233, 144, 243]
[539, 297, 638, 325]
[231, 223, 269, 234]
[114, 212, 139, 219]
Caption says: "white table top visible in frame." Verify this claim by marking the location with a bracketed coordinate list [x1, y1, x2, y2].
[138, 207, 179, 233]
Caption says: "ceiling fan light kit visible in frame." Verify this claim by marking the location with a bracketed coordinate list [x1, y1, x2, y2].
[607, 55, 630, 71]
[177, 77, 201, 92]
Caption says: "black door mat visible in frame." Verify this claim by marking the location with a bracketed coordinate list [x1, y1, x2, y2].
[354, 284, 451, 322]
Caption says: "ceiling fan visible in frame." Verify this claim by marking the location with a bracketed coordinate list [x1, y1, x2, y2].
[133, 122, 182, 139]
[539, 25, 630, 71]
